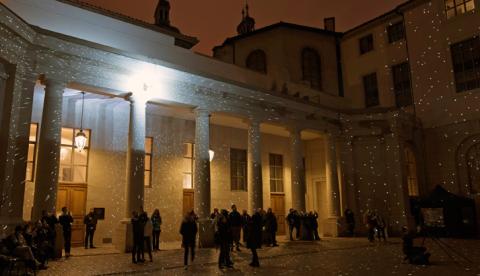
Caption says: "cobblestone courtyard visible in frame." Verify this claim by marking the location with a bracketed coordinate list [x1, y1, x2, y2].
[38, 237, 480, 276]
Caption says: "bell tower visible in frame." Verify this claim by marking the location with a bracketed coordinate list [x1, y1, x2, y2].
[236, 2, 255, 35]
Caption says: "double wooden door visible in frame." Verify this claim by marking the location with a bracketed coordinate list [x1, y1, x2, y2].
[56, 183, 87, 247]
[183, 189, 194, 216]
[271, 194, 286, 235]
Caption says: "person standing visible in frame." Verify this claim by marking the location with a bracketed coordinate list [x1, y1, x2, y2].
[241, 210, 250, 244]
[265, 208, 278, 246]
[375, 213, 387, 242]
[180, 211, 198, 270]
[364, 210, 376, 242]
[210, 208, 220, 220]
[83, 209, 97, 249]
[143, 212, 153, 262]
[247, 208, 263, 267]
[229, 204, 242, 252]
[310, 211, 320, 241]
[217, 210, 233, 269]
[131, 211, 143, 263]
[58, 207, 73, 258]
[151, 209, 162, 251]
[286, 209, 296, 241]
[344, 209, 355, 236]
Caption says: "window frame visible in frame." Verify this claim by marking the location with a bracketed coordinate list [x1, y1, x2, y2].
[59, 127, 91, 183]
[182, 143, 195, 190]
[387, 21, 405, 44]
[404, 146, 419, 197]
[269, 153, 284, 193]
[246, 49, 267, 74]
[26, 123, 38, 182]
[230, 148, 247, 191]
[144, 137, 153, 188]
[392, 62, 413, 107]
[359, 34, 374, 55]
[363, 72, 380, 107]
[450, 36, 480, 93]
[445, 0, 475, 19]
[301, 47, 323, 90]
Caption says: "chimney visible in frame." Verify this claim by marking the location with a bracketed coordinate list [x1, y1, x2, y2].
[324, 17, 335, 32]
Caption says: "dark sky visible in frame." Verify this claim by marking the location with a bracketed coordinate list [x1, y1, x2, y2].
[81, 0, 406, 55]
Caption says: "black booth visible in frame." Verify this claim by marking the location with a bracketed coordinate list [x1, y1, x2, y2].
[410, 185, 477, 237]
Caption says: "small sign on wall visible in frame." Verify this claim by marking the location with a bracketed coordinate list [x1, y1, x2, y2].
[94, 208, 105, 220]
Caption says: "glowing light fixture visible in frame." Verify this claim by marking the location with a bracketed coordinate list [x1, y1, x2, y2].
[75, 92, 88, 151]
[209, 149, 215, 162]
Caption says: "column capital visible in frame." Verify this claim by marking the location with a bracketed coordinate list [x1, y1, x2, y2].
[194, 107, 210, 118]
[126, 94, 148, 106]
[286, 124, 303, 135]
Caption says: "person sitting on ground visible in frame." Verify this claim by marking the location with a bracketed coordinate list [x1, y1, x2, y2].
[5, 225, 44, 270]
[401, 226, 430, 265]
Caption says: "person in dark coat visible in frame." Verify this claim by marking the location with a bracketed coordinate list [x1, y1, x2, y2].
[229, 204, 242, 251]
[247, 209, 263, 267]
[180, 211, 198, 270]
[41, 210, 58, 254]
[83, 209, 97, 249]
[151, 209, 162, 251]
[59, 206, 74, 258]
[402, 226, 430, 265]
[286, 208, 296, 241]
[131, 211, 144, 263]
[265, 208, 278, 246]
[217, 209, 233, 269]
[241, 210, 250, 243]
[344, 209, 355, 236]
[310, 211, 320, 241]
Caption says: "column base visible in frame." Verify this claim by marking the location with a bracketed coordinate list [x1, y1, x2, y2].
[0, 217, 24, 239]
[322, 217, 342, 237]
[197, 219, 215, 248]
[114, 219, 133, 253]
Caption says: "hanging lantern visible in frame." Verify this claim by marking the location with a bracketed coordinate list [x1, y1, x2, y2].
[75, 92, 88, 151]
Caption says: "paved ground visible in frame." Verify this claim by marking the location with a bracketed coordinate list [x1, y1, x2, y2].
[39, 237, 480, 276]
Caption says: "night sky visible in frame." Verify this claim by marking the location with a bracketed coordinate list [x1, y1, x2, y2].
[81, 0, 407, 55]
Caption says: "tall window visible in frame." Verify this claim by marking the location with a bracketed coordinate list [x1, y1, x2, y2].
[392, 62, 413, 107]
[467, 143, 480, 194]
[145, 137, 153, 188]
[363, 73, 379, 107]
[269, 154, 284, 193]
[59, 127, 90, 183]
[404, 147, 419, 196]
[246, 50, 267, 73]
[451, 36, 480, 93]
[387, 21, 405, 43]
[359, 34, 374, 54]
[230, 148, 247, 191]
[182, 143, 194, 189]
[26, 123, 38, 182]
[445, 0, 475, 19]
[301, 47, 322, 90]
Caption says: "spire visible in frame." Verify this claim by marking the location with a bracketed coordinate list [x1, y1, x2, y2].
[154, 0, 170, 26]
[236, 1, 255, 35]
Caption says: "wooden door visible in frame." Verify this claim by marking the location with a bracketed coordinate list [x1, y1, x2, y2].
[183, 189, 194, 216]
[271, 194, 286, 235]
[57, 183, 87, 247]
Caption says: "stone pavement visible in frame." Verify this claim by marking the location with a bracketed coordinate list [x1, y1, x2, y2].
[40, 237, 480, 276]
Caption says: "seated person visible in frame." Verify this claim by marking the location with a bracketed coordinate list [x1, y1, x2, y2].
[5, 225, 42, 270]
[401, 226, 431, 265]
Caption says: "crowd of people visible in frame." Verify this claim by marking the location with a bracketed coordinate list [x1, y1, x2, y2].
[363, 210, 387, 242]
[130, 207, 163, 264]
[286, 209, 320, 241]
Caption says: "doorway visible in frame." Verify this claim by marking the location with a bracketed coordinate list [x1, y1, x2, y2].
[183, 189, 194, 216]
[271, 193, 286, 235]
[56, 183, 87, 247]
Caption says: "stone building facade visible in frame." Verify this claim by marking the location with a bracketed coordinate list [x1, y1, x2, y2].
[0, 0, 478, 250]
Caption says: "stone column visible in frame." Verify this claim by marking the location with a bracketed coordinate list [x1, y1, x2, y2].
[338, 136, 358, 219]
[384, 119, 413, 235]
[323, 132, 342, 237]
[326, 133, 341, 217]
[125, 95, 146, 217]
[32, 79, 66, 220]
[0, 64, 36, 235]
[248, 119, 263, 213]
[289, 126, 305, 211]
[194, 108, 211, 219]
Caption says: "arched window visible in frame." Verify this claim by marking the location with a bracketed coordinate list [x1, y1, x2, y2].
[301, 47, 322, 90]
[467, 143, 480, 194]
[404, 146, 419, 196]
[246, 50, 267, 73]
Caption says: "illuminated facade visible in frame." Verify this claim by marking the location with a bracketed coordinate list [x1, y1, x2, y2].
[0, 0, 479, 250]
